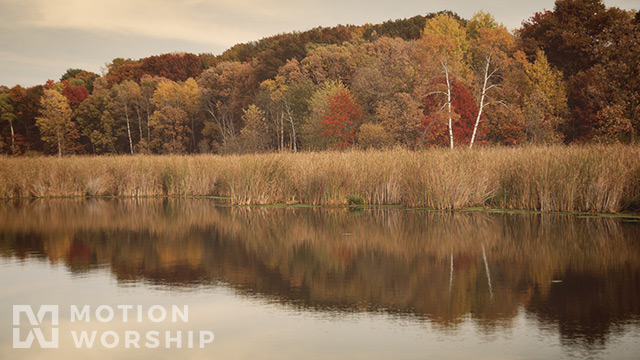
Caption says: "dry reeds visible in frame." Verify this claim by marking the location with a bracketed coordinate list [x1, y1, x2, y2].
[1, 145, 638, 213]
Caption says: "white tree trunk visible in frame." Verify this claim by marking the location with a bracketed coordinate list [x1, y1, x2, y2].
[135, 105, 143, 145]
[280, 112, 284, 151]
[118, 89, 134, 155]
[9, 120, 15, 155]
[442, 59, 454, 150]
[470, 54, 491, 149]
[124, 102, 134, 155]
[285, 103, 297, 152]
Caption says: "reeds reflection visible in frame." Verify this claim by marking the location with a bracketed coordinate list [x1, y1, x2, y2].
[1, 199, 639, 349]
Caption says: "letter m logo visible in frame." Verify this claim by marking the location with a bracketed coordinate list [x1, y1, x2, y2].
[13, 305, 59, 348]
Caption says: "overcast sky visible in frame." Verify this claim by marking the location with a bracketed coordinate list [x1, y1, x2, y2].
[0, 0, 637, 87]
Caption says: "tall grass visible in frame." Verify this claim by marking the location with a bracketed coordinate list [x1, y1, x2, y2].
[1, 145, 638, 213]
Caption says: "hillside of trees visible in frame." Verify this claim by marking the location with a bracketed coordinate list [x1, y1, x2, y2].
[1, 0, 638, 156]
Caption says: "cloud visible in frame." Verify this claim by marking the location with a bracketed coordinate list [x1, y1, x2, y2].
[0, 0, 637, 86]
[14, 0, 275, 47]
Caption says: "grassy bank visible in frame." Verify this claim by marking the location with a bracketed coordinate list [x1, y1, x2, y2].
[1, 145, 639, 213]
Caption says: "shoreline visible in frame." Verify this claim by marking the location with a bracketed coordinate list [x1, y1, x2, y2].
[3, 195, 640, 220]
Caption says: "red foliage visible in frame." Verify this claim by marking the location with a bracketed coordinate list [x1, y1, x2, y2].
[44, 80, 56, 89]
[106, 62, 144, 85]
[565, 71, 599, 142]
[421, 91, 449, 146]
[422, 78, 482, 147]
[62, 85, 89, 106]
[322, 89, 362, 149]
[451, 80, 484, 145]
[141, 53, 202, 82]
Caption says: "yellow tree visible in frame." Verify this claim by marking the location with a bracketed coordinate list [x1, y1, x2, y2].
[259, 76, 288, 151]
[36, 89, 78, 157]
[152, 78, 201, 152]
[523, 50, 568, 143]
[467, 13, 514, 148]
[421, 14, 469, 149]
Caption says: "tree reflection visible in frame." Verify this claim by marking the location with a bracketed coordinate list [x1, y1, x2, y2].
[0, 199, 639, 350]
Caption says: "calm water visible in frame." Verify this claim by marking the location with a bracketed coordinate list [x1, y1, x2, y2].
[1, 199, 639, 359]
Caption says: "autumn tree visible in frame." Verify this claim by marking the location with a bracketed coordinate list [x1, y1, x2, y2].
[518, 0, 639, 142]
[519, 0, 608, 77]
[60, 69, 99, 93]
[522, 50, 568, 143]
[422, 78, 480, 146]
[574, 9, 640, 142]
[258, 77, 288, 151]
[238, 105, 269, 153]
[420, 14, 470, 148]
[141, 53, 203, 82]
[466, 11, 498, 39]
[350, 37, 432, 148]
[149, 106, 191, 154]
[36, 89, 79, 156]
[467, 13, 514, 148]
[321, 88, 362, 149]
[257, 60, 314, 152]
[198, 61, 258, 151]
[301, 81, 346, 150]
[9, 85, 44, 152]
[375, 93, 423, 148]
[62, 85, 90, 108]
[301, 42, 366, 86]
[152, 78, 201, 152]
[105, 58, 144, 85]
[357, 123, 394, 149]
[110, 81, 143, 154]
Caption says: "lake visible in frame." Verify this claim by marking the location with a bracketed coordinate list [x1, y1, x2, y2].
[1, 199, 639, 359]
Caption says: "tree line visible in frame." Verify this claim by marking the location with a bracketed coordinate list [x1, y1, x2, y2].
[1, 0, 638, 156]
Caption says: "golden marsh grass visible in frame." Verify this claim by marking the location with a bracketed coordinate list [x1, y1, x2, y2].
[1, 145, 638, 213]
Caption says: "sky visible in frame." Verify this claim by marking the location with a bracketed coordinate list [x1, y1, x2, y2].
[0, 0, 637, 87]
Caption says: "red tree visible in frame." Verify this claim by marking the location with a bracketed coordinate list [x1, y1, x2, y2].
[322, 89, 361, 149]
[451, 80, 483, 145]
[62, 85, 89, 106]
[422, 78, 483, 147]
[141, 53, 202, 82]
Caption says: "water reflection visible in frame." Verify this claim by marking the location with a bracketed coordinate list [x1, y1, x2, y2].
[1, 199, 639, 355]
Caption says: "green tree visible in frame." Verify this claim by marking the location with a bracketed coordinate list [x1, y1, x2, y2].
[110, 81, 144, 154]
[257, 60, 315, 152]
[0, 93, 17, 154]
[74, 90, 118, 154]
[466, 11, 498, 39]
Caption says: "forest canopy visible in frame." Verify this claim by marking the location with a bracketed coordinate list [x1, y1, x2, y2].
[1, 0, 638, 156]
